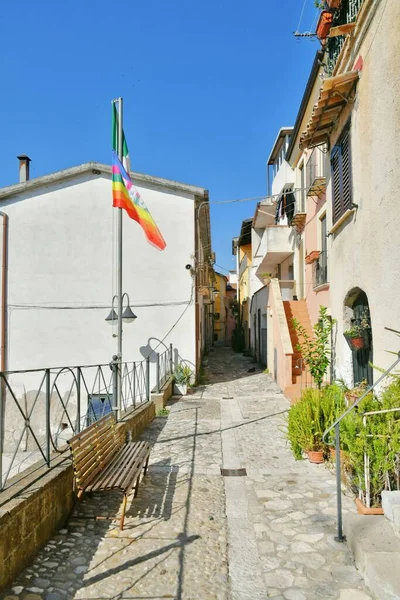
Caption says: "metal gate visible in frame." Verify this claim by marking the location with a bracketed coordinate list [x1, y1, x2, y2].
[352, 293, 373, 385]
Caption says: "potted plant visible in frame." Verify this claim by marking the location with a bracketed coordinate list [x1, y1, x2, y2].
[316, 10, 334, 40]
[292, 306, 336, 389]
[343, 325, 367, 350]
[173, 364, 192, 396]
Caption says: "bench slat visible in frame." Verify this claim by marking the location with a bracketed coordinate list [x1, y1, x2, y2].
[86, 442, 150, 492]
[69, 414, 114, 448]
[87, 442, 145, 490]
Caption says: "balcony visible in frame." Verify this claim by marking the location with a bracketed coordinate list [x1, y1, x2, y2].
[326, 0, 365, 75]
[290, 196, 307, 230]
[271, 160, 295, 197]
[313, 251, 328, 288]
[255, 226, 294, 277]
[306, 148, 326, 197]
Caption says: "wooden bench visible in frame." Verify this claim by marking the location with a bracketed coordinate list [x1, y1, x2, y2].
[68, 413, 151, 530]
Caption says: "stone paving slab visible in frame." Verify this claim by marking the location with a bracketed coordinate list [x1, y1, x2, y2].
[1, 347, 375, 600]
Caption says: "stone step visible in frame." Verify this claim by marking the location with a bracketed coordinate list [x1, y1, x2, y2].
[382, 491, 400, 534]
[345, 512, 400, 599]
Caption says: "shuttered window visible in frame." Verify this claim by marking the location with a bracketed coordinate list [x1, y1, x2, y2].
[331, 126, 352, 223]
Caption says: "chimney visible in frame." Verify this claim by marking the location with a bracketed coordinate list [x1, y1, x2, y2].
[17, 155, 31, 183]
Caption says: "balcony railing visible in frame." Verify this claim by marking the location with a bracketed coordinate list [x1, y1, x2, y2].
[289, 196, 306, 229]
[313, 251, 328, 288]
[306, 148, 326, 196]
[327, 0, 365, 75]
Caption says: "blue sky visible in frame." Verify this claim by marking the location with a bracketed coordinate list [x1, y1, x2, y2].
[0, 0, 319, 272]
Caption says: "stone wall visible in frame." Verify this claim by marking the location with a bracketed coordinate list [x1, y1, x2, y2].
[0, 400, 156, 591]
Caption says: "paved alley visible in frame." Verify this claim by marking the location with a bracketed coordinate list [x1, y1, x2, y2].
[1, 348, 374, 600]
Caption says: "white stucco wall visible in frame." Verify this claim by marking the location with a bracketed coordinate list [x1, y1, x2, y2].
[0, 172, 198, 378]
[271, 161, 295, 197]
[328, 0, 400, 385]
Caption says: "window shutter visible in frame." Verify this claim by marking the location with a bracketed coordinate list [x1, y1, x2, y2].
[331, 147, 342, 223]
[341, 129, 352, 211]
[331, 124, 352, 223]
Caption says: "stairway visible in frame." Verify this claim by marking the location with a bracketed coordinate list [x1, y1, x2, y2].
[283, 299, 313, 403]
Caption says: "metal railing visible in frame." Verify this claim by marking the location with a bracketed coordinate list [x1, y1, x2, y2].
[327, 0, 365, 75]
[361, 407, 400, 509]
[306, 148, 326, 196]
[323, 352, 400, 542]
[313, 251, 328, 287]
[0, 350, 168, 492]
[155, 344, 174, 393]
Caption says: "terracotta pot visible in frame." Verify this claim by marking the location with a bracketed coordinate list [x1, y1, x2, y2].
[307, 450, 324, 464]
[305, 250, 320, 265]
[350, 336, 365, 350]
[355, 498, 384, 515]
[316, 10, 333, 39]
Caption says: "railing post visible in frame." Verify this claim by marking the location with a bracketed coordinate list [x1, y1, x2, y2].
[75, 367, 81, 434]
[133, 362, 136, 409]
[169, 343, 173, 375]
[111, 355, 119, 421]
[334, 423, 346, 542]
[45, 369, 51, 465]
[156, 353, 160, 393]
[146, 356, 150, 402]
[0, 373, 4, 491]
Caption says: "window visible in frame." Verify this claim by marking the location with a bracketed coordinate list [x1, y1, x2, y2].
[315, 215, 328, 286]
[331, 125, 352, 223]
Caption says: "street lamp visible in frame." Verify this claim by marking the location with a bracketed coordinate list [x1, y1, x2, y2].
[105, 293, 137, 325]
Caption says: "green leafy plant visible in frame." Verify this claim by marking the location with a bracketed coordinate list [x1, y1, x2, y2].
[292, 306, 335, 389]
[340, 379, 400, 507]
[173, 364, 192, 385]
[344, 308, 371, 338]
[286, 385, 345, 459]
[157, 407, 170, 417]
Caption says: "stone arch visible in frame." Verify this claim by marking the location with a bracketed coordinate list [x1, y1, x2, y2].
[343, 287, 373, 386]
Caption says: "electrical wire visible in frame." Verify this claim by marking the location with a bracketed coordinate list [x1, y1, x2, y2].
[296, 0, 308, 34]
[9, 300, 191, 310]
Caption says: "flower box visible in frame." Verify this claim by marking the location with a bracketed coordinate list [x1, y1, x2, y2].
[316, 10, 334, 40]
[305, 250, 320, 265]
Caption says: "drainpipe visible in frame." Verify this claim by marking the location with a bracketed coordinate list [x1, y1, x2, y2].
[0, 211, 8, 490]
[0, 212, 8, 373]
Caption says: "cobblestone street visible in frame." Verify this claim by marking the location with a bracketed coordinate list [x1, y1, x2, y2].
[1, 348, 374, 600]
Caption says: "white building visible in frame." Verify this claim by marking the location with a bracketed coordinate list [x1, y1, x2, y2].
[0, 159, 211, 377]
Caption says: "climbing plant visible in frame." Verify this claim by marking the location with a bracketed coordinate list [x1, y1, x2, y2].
[292, 306, 336, 389]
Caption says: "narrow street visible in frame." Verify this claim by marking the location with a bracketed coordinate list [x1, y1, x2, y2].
[2, 348, 373, 600]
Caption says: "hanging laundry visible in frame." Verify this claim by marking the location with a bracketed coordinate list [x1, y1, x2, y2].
[275, 197, 282, 224]
[285, 192, 296, 226]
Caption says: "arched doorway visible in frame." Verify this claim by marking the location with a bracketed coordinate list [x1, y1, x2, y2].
[344, 288, 373, 386]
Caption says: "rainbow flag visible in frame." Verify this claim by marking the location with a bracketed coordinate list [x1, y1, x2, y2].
[112, 151, 166, 250]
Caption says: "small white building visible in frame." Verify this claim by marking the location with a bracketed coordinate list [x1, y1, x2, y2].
[0, 160, 211, 377]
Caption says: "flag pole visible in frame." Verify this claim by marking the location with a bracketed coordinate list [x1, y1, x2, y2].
[117, 97, 123, 420]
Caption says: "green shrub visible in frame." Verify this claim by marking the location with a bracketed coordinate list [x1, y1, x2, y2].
[340, 379, 400, 507]
[286, 384, 345, 459]
[173, 364, 192, 385]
